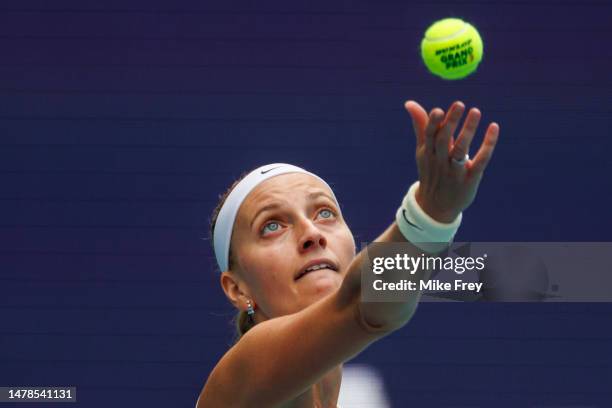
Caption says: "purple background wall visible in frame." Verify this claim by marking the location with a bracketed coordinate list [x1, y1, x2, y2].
[1, 0, 611, 406]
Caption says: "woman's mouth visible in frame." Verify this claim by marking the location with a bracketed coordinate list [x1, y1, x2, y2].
[295, 260, 338, 280]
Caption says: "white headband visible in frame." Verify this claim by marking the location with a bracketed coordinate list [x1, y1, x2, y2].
[212, 163, 341, 272]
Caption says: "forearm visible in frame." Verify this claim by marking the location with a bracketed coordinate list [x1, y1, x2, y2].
[337, 221, 441, 333]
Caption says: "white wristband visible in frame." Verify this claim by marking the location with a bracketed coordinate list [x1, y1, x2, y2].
[395, 181, 462, 254]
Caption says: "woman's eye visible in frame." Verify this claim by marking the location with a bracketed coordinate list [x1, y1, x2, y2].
[261, 221, 281, 235]
[317, 209, 335, 219]
[261, 210, 334, 235]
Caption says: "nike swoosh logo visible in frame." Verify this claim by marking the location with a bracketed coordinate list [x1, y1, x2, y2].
[402, 209, 423, 231]
[261, 166, 282, 174]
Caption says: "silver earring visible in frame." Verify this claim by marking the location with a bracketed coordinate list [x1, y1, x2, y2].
[246, 299, 255, 321]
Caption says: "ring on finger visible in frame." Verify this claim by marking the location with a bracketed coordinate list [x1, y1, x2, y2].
[451, 153, 469, 166]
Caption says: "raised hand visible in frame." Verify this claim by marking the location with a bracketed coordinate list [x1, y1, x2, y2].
[404, 100, 499, 223]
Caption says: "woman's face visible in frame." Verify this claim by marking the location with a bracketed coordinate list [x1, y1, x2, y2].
[230, 173, 356, 318]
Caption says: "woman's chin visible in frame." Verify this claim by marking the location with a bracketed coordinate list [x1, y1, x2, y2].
[300, 271, 342, 296]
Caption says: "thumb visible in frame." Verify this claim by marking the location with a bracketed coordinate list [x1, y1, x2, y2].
[404, 100, 428, 148]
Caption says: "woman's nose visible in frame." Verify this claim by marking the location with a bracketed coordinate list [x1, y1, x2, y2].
[298, 220, 327, 253]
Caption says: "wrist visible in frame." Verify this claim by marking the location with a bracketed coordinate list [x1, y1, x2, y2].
[395, 181, 462, 253]
[414, 191, 460, 224]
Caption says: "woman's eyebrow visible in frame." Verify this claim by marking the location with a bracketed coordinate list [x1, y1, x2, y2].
[309, 192, 339, 212]
[250, 203, 282, 229]
[307, 191, 335, 202]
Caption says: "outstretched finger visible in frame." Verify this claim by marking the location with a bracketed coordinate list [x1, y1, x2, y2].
[404, 100, 428, 148]
[424, 108, 445, 155]
[469, 122, 500, 175]
[451, 107, 481, 161]
[435, 101, 465, 161]
[444, 101, 465, 137]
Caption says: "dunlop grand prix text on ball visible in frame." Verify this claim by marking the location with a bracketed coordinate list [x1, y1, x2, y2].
[421, 18, 484, 80]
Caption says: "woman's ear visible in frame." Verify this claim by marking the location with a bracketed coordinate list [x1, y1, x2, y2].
[220, 271, 248, 309]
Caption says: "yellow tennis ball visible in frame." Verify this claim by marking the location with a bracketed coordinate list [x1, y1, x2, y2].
[421, 18, 483, 80]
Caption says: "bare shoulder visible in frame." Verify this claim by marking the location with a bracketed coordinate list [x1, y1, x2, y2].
[195, 338, 248, 407]
[196, 291, 391, 407]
